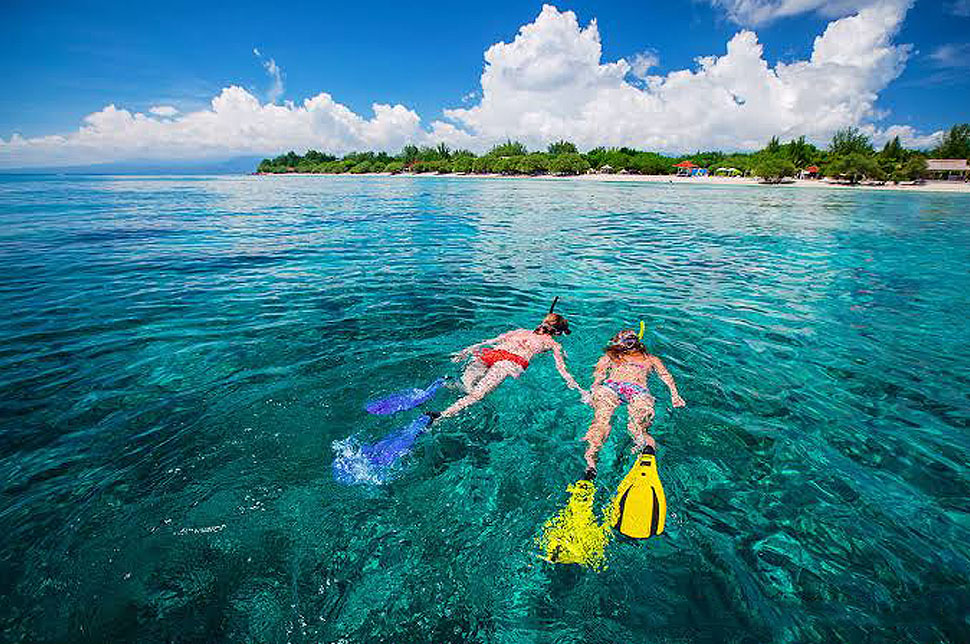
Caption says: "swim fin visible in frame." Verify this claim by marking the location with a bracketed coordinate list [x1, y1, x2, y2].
[538, 479, 611, 569]
[365, 378, 445, 415]
[609, 446, 666, 539]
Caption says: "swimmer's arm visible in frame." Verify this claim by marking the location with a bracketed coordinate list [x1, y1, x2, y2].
[652, 357, 686, 407]
[591, 356, 611, 388]
[551, 343, 583, 392]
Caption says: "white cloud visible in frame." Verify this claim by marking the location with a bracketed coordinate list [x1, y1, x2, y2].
[929, 43, 970, 68]
[0, 87, 429, 167]
[951, 0, 970, 17]
[444, 3, 921, 153]
[0, 2, 938, 167]
[148, 105, 179, 117]
[629, 50, 660, 80]
[253, 48, 284, 104]
[868, 124, 940, 149]
[709, 0, 884, 26]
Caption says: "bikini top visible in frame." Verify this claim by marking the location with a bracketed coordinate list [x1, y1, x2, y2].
[609, 357, 651, 371]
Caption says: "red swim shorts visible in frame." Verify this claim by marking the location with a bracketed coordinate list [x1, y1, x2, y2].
[476, 348, 529, 370]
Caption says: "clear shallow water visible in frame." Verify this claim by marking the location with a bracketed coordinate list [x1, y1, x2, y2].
[1, 174, 969, 642]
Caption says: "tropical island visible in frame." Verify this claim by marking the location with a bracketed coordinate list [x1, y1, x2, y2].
[256, 124, 970, 187]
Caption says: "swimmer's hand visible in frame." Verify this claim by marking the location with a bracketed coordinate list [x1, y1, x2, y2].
[451, 350, 470, 363]
[672, 394, 686, 408]
[580, 390, 592, 406]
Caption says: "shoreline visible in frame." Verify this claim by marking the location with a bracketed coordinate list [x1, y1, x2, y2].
[258, 172, 970, 194]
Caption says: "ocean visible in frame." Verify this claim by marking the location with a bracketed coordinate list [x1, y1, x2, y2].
[1, 174, 968, 642]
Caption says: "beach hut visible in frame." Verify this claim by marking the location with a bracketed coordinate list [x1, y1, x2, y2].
[926, 159, 969, 181]
[800, 165, 820, 179]
[673, 161, 697, 177]
[598, 164, 615, 174]
[715, 167, 741, 177]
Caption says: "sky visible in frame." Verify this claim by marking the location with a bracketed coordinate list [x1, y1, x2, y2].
[1, 0, 968, 167]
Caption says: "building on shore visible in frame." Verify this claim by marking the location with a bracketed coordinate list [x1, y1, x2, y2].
[926, 159, 969, 181]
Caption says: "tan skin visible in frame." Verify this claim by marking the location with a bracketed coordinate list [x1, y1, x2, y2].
[440, 318, 589, 419]
[584, 347, 685, 472]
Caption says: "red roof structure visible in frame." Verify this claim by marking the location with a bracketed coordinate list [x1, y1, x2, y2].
[673, 161, 698, 169]
[806, 165, 820, 173]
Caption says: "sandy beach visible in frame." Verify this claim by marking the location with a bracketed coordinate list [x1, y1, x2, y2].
[266, 171, 970, 194]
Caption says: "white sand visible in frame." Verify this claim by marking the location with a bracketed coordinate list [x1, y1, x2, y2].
[264, 172, 970, 194]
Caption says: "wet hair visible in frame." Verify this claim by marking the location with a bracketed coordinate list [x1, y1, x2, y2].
[535, 313, 571, 336]
[604, 329, 647, 360]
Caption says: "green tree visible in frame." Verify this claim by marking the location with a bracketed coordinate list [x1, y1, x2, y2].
[489, 140, 528, 157]
[452, 157, 474, 173]
[384, 161, 405, 174]
[547, 140, 578, 155]
[549, 153, 590, 175]
[880, 136, 905, 162]
[629, 152, 674, 175]
[784, 136, 817, 168]
[933, 123, 970, 159]
[753, 156, 796, 183]
[829, 127, 874, 157]
[825, 153, 881, 184]
[472, 157, 493, 174]
[400, 145, 420, 164]
[900, 156, 927, 181]
[764, 136, 782, 156]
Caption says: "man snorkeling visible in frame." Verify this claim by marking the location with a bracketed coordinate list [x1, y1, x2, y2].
[430, 301, 589, 420]
[582, 327, 685, 479]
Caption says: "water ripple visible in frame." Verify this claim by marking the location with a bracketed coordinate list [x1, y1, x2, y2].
[0, 175, 969, 642]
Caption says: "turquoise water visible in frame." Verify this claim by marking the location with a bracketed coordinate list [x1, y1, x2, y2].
[1, 174, 969, 642]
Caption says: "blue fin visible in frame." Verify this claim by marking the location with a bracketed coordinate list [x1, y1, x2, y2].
[364, 377, 445, 415]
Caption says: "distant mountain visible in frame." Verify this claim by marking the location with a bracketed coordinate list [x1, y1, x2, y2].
[0, 156, 263, 175]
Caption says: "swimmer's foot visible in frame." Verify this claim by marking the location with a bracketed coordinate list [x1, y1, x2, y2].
[424, 411, 441, 425]
[582, 466, 597, 481]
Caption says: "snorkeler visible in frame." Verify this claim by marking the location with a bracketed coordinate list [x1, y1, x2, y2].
[431, 300, 589, 419]
[582, 327, 685, 479]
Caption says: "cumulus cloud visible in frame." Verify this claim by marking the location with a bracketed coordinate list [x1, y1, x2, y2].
[149, 105, 179, 117]
[0, 88, 429, 167]
[709, 0, 884, 26]
[0, 2, 940, 167]
[253, 48, 285, 104]
[444, 3, 926, 153]
[628, 50, 660, 81]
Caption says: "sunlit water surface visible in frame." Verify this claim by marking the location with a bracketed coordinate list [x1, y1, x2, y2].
[1, 174, 969, 643]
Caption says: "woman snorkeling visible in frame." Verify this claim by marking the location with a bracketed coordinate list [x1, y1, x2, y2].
[582, 327, 685, 479]
[432, 306, 589, 420]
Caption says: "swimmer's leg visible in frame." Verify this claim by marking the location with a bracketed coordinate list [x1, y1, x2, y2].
[440, 362, 520, 418]
[583, 388, 620, 477]
[627, 396, 657, 453]
[460, 359, 489, 393]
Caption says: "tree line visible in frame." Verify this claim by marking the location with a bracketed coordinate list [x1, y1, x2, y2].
[256, 123, 970, 184]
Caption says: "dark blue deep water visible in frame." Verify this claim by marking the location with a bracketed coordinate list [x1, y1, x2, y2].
[1, 174, 969, 643]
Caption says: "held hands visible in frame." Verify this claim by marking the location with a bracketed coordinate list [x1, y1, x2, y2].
[671, 394, 686, 408]
[580, 389, 592, 406]
[451, 349, 471, 363]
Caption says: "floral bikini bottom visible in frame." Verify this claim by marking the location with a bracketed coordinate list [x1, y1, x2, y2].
[601, 379, 654, 404]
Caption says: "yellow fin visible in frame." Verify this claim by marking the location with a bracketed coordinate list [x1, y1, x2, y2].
[609, 453, 666, 539]
[537, 480, 612, 569]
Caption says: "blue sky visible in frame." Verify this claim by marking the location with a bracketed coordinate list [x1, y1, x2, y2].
[1, 1, 967, 166]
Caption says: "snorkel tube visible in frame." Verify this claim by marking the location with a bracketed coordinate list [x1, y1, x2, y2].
[537, 296, 571, 336]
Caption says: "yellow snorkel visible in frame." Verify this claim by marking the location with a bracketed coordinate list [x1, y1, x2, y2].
[638, 320, 645, 340]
